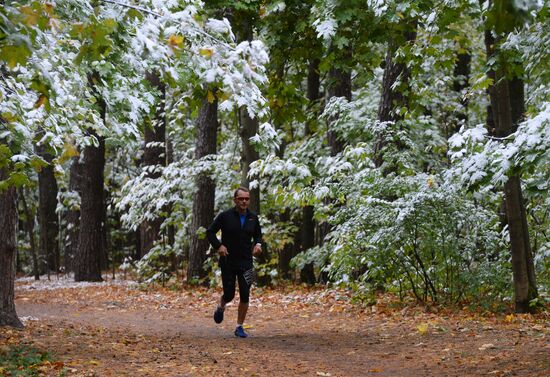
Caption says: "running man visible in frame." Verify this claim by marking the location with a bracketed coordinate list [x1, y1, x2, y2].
[206, 187, 262, 338]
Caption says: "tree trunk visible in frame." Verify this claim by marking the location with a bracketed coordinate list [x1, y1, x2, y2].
[65, 156, 82, 273]
[75, 73, 106, 282]
[451, 50, 471, 134]
[235, 19, 260, 214]
[277, 209, 294, 280]
[36, 143, 59, 273]
[484, 29, 538, 313]
[374, 25, 417, 168]
[166, 138, 175, 247]
[0, 167, 23, 328]
[239, 109, 260, 213]
[74, 131, 105, 282]
[300, 204, 316, 284]
[20, 189, 40, 280]
[138, 71, 166, 259]
[315, 49, 353, 279]
[327, 49, 352, 156]
[300, 57, 321, 284]
[187, 96, 218, 282]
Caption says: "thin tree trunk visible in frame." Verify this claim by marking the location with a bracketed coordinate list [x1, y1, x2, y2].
[232, 8, 260, 214]
[327, 49, 352, 156]
[36, 142, 59, 273]
[374, 25, 417, 168]
[315, 48, 353, 281]
[166, 138, 175, 247]
[451, 50, 471, 134]
[239, 109, 260, 213]
[0, 167, 23, 328]
[300, 58, 321, 284]
[187, 96, 218, 282]
[65, 156, 82, 273]
[277, 209, 294, 280]
[484, 29, 538, 313]
[139, 71, 166, 259]
[20, 189, 40, 280]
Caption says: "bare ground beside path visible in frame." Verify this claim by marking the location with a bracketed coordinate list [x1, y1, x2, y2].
[4, 277, 549, 377]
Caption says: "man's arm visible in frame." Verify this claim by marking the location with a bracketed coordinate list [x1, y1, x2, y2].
[206, 213, 223, 250]
[252, 217, 263, 256]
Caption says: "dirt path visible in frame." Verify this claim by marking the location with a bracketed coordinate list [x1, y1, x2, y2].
[5, 278, 549, 376]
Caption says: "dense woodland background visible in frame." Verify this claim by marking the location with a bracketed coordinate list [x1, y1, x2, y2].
[1, 0, 549, 329]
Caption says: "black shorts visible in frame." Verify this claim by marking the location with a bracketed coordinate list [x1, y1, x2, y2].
[221, 265, 253, 304]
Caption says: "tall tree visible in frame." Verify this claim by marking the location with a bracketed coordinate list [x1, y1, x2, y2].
[300, 57, 321, 284]
[326, 47, 352, 156]
[138, 71, 166, 259]
[451, 49, 471, 135]
[316, 46, 353, 276]
[374, 21, 418, 169]
[187, 95, 218, 282]
[65, 155, 83, 273]
[36, 142, 59, 273]
[484, 3, 538, 312]
[74, 73, 106, 282]
[0, 166, 23, 328]
[20, 188, 40, 280]
[232, 4, 261, 214]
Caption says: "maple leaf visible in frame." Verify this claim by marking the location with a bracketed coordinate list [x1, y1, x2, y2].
[167, 34, 184, 49]
[199, 48, 213, 58]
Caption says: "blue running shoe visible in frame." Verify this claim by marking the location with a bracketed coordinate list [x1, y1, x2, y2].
[213, 306, 224, 324]
[234, 325, 248, 338]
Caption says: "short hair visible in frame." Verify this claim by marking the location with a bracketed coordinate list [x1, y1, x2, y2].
[234, 187, 249, 198]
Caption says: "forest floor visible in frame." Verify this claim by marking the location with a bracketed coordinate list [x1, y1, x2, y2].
[3, 275, 549, 377]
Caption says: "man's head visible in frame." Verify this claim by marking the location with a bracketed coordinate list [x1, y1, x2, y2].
[233, 187, 250, 213]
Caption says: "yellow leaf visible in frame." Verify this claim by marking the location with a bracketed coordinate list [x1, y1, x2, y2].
[427, 176, 434, 188]
[43, 3, 55, 16]
[417, 323, 429, 334]
[58, 141, 79, 164]
[20, 6, 39, 26]
[207, 90, 215, 104]
[243, 324, 253, 329]
[199, 48, 213, 58]
[167, 34, 184, 49]
[217, 90, 230, 102]
[89, 360, 100, 365]
[505, 314, 514, 323]
[34, 94, 48, 109]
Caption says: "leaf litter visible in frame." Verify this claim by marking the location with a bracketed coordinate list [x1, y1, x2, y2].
[4, 275, 548, 376]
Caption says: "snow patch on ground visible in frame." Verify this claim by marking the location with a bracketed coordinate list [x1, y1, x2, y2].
[19, 316, 40, 323]
[16, 274, 138, 291]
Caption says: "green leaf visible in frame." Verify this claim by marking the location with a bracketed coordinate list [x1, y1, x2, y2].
[8, 171, 31, 188]
[0, 44, 32, 68]
[0, 144, 12, 169]
[29, 155, 48, 172]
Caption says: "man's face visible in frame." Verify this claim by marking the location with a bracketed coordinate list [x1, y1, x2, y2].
[234, 190, 250, 212]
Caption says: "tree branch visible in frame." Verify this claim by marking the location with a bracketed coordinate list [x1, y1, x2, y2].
[100, 0, 235, 50]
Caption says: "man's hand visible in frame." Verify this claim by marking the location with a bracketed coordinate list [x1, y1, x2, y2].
[252, 243, 262, 256]
[218, 245, 228, 257]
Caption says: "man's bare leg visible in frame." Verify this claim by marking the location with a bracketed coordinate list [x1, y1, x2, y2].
[237, 302, 248, 325]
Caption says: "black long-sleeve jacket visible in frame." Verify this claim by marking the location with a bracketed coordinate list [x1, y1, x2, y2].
[206, 207, 262, 269]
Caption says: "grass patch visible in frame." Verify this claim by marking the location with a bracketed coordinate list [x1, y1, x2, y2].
[0, 344, 57, 377]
